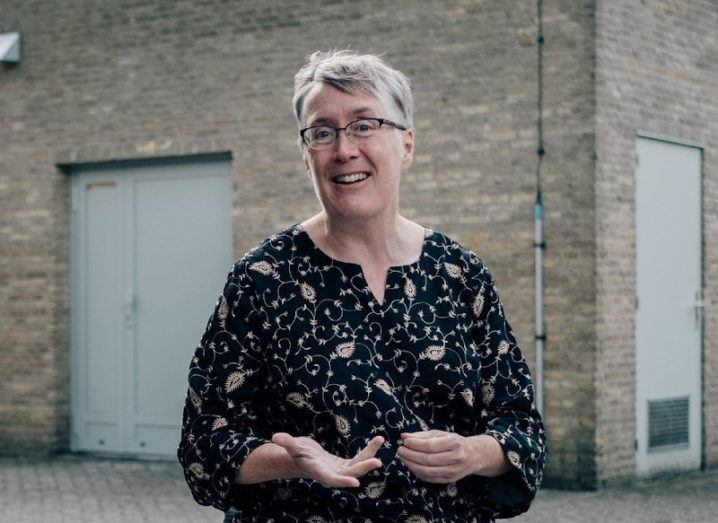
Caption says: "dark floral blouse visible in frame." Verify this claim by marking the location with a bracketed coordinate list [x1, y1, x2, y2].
[178, 224, 546, 522]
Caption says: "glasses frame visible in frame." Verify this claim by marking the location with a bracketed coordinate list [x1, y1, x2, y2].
[299, 117, 408, 149]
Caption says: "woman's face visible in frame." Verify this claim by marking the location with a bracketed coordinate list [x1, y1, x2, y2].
[301, 84, 414, 222]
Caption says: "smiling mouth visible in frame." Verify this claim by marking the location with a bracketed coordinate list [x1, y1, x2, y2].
[332, 172, 371, 184]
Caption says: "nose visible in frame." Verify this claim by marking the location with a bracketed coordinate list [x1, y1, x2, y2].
[333, 129, 359, 162]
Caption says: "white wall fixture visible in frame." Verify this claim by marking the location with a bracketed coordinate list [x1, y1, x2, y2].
[0, 32, 21, 63]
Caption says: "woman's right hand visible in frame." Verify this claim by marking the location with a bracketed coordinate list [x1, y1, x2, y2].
[271, 433, 385, 488]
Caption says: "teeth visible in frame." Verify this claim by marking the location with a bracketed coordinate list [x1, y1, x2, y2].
[334, 172, 369, 184]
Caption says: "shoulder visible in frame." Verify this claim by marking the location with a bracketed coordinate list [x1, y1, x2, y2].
[425, 229, 493, 286]
[230, 224, 301, 280]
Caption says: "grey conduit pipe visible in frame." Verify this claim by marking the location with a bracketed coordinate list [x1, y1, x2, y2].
[534, 0, 546, 415]
[534, 191, 545, 415]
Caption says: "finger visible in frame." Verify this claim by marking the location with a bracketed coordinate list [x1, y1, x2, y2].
[350, 436, 385, 464]
[342, 457, 383, 478]
[397, 446, 458, 467]
[398, 456, 454, 484]
[401, 430, 445, 440]
[320, 472, 361, 488]
[402, 433, 456, 453]
[399, 456, 439, 482]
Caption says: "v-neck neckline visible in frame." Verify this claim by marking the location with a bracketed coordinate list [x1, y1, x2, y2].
[293, 224, 434, 306]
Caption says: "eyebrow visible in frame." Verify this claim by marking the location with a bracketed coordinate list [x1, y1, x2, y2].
[307, 107, 377, 127]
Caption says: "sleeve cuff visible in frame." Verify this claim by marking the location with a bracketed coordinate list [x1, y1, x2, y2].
[481, 429, 540, 517]
[182, 431, 270, 511]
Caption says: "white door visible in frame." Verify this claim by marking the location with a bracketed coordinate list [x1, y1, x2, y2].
[635, 136, 702, 476]
[70, 157, 233, 457]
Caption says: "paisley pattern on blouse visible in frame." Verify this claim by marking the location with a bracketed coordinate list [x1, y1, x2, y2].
[178, 225, 546, 522]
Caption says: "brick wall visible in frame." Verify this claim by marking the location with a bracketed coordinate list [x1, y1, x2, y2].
[537, 0, 599, 488]
[595, 0, 718, 484]
[2, 0, 600, 486]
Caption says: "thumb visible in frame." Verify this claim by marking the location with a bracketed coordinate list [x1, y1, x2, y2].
[271, 432, 297, 452]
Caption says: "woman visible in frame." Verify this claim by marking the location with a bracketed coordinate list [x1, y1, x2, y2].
[178, 50, 546, 522]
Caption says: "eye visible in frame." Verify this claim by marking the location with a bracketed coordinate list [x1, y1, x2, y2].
[311, 127, 334, 141]
[350, 120, 378, 136]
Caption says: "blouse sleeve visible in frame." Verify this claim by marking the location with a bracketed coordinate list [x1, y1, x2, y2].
[470, 261, 547, 518]
[177, 262, 270, 511]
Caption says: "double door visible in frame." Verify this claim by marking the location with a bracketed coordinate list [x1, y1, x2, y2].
[70, 157, 233, 457]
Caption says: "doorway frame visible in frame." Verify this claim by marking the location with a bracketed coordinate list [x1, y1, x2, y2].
[67, 153, 234, 459]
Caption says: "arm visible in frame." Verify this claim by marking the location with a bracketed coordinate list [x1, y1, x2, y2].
[397, 261, 546, 515]
[234, 441, 300, 484]
[469, 434, 512, 477]
[472, 263, 547, 515]
[179, 262, 386, 509]
[177, 264, 270, 511]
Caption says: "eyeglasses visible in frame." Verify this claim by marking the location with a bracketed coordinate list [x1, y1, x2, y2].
[299, 117, 407, 149]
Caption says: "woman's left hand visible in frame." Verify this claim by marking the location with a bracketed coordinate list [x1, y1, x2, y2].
[397, 430, 510, 483]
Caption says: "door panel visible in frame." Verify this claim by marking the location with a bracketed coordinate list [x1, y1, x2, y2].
[81, 179, 124, 452]
[131, 169, 232, 451]
[635, 136, 702, 476]
[85, 181, 123, 416]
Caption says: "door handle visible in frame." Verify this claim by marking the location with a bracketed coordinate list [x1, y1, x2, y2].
[123, 289, 135, 324]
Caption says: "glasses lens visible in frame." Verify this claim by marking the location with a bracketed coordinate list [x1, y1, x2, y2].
[348, 119, 380, 138]
[306, 127, 334, 148]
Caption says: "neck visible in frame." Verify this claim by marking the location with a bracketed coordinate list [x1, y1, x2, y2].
[303, 211, 422, 267]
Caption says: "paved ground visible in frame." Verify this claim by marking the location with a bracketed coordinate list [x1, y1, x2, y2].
[514, 468, 718, 523]
[1, 454, 717, 522]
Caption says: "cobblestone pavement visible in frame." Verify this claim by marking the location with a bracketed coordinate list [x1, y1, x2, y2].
[1, 454, 717, 522]
[0, 454, 217, 523]
[514, 468, 718, 523]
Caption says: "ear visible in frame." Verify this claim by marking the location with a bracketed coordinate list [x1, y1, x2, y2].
[400, 128, 414, 171]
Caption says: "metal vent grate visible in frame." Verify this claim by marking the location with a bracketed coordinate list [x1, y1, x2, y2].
[648, 397, 689, 449]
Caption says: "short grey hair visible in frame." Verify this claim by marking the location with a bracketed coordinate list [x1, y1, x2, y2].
[292, 50, 414, 130]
